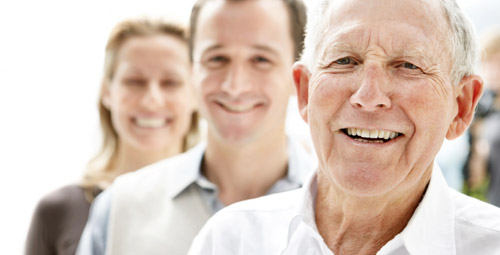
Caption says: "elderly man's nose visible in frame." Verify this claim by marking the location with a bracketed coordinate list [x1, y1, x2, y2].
[349, 69, 391, 111]
[221, 64, 252, 96]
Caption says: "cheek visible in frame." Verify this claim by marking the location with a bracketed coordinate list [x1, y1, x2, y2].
[402, 82, 454, 130]
[399, 83, 454, 164]
[308, 76, 352, 159]
[109, 86, 138, 111]
[309, 75, 351, 120]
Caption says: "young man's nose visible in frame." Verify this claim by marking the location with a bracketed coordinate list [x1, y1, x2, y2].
[220, 63, 253, 96]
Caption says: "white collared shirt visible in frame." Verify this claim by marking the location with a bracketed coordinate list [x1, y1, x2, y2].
[189, 164, 500, 255]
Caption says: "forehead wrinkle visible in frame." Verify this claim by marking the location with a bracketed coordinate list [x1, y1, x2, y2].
[317, 25, 365, 63]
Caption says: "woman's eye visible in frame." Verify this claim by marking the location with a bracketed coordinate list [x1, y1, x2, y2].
[124, 78, 145, 86]
[161, 80, 181, 87]
[334, 57, 356, 65]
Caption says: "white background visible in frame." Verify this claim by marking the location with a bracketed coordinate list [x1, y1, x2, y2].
[0, 0, 498, 254]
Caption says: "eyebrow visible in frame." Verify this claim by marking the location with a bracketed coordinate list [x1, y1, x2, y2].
[201, 43, 280, 57]
[321, 42, 432, 66]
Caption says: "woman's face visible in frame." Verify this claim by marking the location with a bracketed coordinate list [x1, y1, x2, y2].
[103, 35, 195, 154]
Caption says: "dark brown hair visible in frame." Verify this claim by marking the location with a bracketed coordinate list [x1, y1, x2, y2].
[188, 0, 307, 61]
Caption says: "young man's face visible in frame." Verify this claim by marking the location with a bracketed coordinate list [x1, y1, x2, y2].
[192, 0, 295, 145]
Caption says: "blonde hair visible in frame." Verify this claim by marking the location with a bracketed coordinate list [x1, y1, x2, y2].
[81, 18, 199, 194]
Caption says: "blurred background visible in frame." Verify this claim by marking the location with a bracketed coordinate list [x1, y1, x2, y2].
[0, 0, 498, 253]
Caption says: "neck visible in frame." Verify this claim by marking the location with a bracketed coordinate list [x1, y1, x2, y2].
[315, 166, 432, 255]
[203, 130, 289, 206]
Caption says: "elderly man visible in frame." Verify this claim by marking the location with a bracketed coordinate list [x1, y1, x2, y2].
[77, 0, 312, 254]
[189, 0, 500, 254]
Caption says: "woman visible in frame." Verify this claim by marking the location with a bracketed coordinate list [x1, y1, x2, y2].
[25, 18, 199, 255]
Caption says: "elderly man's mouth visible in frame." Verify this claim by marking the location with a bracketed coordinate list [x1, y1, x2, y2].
[341, 128, 402, 143]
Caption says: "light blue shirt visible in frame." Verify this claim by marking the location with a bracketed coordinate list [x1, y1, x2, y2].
[77, 137, 315, 255]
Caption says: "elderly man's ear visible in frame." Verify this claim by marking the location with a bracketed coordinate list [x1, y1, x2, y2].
[292, 62, 311, 123]
[446, 75, 484, 140]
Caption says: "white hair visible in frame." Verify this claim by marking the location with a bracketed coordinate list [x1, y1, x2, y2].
[301, 0, 479, 85]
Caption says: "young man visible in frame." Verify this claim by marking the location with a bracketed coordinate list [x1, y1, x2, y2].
[77, 0, 311, 254]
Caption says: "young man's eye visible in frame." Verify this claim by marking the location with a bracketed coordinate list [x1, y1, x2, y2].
[252, 56, 273, 70]
[254, 56, 270, 63]
[205, 55, 229, 69]
[209, 56, 228, 63]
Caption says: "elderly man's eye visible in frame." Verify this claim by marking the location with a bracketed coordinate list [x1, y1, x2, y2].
[335, 57, 356, 65]
[401, 62, 418, 70]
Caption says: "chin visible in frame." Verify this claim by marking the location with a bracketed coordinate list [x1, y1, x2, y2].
[334, 166, 400, 198]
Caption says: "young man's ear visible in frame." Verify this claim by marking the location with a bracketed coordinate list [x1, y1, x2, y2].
[292, 62, 311, 123]
[446, 74, 484, 140]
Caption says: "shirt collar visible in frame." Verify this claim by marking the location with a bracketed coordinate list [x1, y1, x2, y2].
[286, 170, 319, 243]
[284, 163, 457, 255]
[165, 142, 207, 199]
[165, 136, 313, 200]
[400, 163, 456, 255]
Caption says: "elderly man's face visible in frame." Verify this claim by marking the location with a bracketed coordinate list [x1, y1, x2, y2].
[295, 0, 477, 197]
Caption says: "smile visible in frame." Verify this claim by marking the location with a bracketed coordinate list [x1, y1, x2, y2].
[342, 128, 402, 143]
[216, 101, 261, 113]
[134, 117, 169, 128]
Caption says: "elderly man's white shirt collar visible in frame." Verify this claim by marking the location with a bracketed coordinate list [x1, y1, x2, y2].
[400, 163, 456, 255]
[283, 163, 456, 255]
[165, 137, 313, 199]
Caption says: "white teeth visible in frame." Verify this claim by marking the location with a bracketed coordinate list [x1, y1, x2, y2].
[222, 104, 254, 113]
[384, 131, 391, 140]
[135, 117, 166, 128]
[390, 132, 396, 139]
[346, 128, 400, 141]
[362, 129, 370, 137]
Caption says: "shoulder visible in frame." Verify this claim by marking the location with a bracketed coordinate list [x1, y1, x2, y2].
[190, 190, 300, 254]
[451, 189, 500, 252]
[451, 189, 500, 230]
[34, 184, 87, 219]
[194, 190, 299, 240]
[115, 143, 205, 187]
